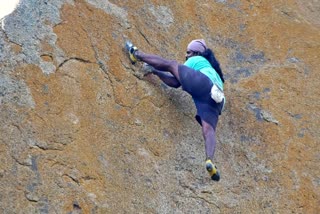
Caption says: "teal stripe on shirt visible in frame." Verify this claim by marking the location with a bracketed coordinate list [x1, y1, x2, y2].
[184, 56, 224, 90]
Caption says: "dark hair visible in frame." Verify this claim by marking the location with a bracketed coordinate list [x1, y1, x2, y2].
[201, 48, 225, 83]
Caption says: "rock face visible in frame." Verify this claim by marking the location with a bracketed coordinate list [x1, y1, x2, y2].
[0, 0, 319, 213]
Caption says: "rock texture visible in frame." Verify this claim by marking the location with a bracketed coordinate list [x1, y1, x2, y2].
[0, 0, 319, 213]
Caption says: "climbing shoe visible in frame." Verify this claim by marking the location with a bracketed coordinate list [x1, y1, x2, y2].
[206, 159, 220, 181]
[125, 40, 139, 64]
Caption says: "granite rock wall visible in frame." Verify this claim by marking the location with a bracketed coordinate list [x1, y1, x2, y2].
[0, 0, 319, 213]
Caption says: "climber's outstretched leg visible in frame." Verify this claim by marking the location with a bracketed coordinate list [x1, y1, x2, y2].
[125, 40, 181, 83]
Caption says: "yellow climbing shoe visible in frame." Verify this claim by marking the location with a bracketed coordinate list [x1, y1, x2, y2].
[125, 40, 139, 64]
[206, 159, 220, 181]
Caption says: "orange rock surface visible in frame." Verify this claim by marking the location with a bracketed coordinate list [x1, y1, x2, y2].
[0, 0, 319, 213]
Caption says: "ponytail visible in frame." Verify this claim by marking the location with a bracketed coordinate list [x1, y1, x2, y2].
[201, 49, 225, 83]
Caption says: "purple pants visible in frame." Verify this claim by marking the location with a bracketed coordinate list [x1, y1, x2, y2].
[178, 65, 223, 130]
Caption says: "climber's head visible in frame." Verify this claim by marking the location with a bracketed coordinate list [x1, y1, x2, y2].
[186, 39, 207, 60]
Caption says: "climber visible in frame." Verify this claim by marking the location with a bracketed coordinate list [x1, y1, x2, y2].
[125, 39, 225, 181]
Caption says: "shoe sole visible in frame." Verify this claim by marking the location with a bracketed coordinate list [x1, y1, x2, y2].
[125, 40, 132, 51]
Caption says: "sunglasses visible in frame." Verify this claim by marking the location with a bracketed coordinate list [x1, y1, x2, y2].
[186, 51, 193, 54]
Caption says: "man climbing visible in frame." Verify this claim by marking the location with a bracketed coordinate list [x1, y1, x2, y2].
[125, 39, 225, 181]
